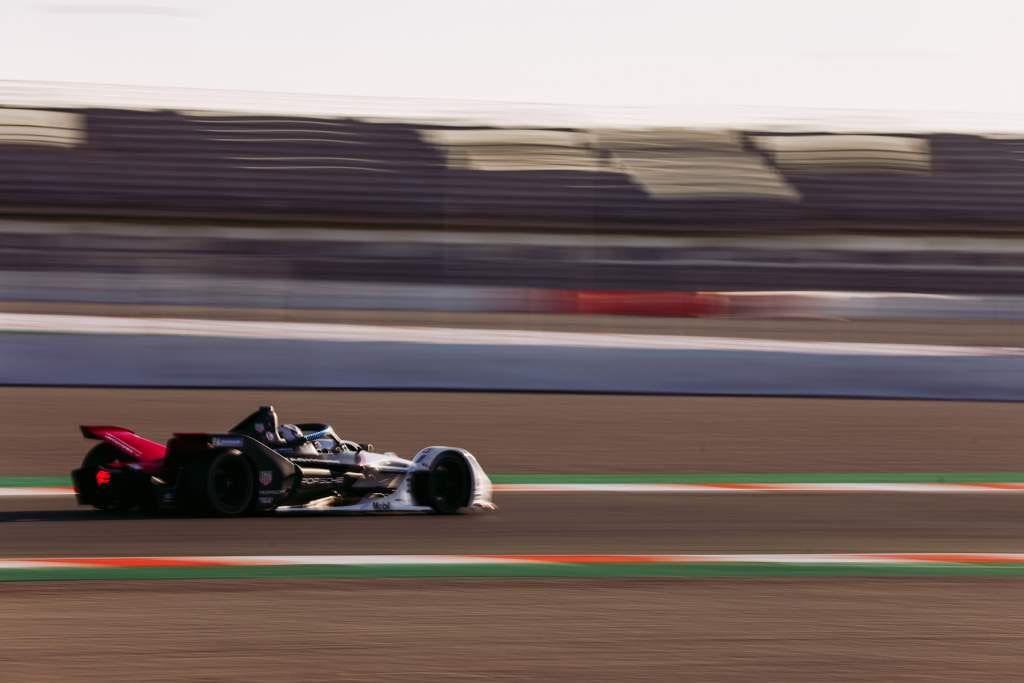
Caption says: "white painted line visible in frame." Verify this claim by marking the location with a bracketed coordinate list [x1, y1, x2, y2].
[4, 553, 1024, 569]
[0, 487, 74, 497]
[0, 560, 96, 569]
[492, 482, 1024, 493]
[0, 313, 1019, 357]
[676, 553, 1024, 564]
[225, 555, 542, 566]
[5, 482, 1024, 500]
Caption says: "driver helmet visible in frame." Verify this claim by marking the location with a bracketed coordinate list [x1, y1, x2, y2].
[279, 424, 304, 443]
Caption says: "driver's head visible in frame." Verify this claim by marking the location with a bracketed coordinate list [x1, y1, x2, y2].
[279, 424, 303, 444]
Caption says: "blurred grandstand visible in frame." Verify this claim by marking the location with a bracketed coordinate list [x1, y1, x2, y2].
[2, 82, 1024, 305]
[2, 96, 1024, 232]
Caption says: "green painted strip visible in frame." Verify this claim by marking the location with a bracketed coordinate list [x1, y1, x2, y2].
[6, 472, 1024, 488]
[490, 472, 1024, 485]
[0, 476, 70, 487]
[4, 562, 1024, 582]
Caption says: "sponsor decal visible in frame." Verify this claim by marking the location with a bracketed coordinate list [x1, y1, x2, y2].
[372, 500, 392, 511]
[258, 470, 273, 487]
[104, 435, 141, 457]
[212, 437, 244, 448]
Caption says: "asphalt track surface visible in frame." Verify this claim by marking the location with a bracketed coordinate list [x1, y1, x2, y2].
[7, 388, 1024, 476]
[5, 492, 1024, 556]
[5, 389, 1024, 680]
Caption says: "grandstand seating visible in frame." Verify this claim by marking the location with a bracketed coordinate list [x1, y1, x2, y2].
[1, 105, 1022, 231]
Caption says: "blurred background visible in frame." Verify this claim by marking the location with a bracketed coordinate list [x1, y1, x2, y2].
[1, 0, 1024, 341]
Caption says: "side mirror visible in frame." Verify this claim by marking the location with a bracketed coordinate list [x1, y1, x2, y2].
[358, 443, 374, 453]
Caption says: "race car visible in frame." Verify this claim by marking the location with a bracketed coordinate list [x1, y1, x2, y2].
[71, 405, 494, 516]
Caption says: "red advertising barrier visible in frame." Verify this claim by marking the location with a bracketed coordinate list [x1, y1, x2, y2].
[555, 290, 731, 317]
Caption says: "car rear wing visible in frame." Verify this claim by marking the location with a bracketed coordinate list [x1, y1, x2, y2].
[81, 425, 134, 440]
[79, 425, 168, 470]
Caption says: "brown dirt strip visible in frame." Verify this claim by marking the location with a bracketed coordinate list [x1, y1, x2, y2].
[3, 579, 1023, 682]
[4, 388, 1023, 476]
[4, 300, 1024, 345]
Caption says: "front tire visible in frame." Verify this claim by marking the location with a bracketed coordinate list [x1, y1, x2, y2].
[413, 451, 472, 514]
[181, 450, 256, 516]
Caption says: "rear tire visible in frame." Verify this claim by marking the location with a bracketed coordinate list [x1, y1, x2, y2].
[413, 451, 471, 514]
[80, 443, 134, 512]
[181, 450, 256, 517]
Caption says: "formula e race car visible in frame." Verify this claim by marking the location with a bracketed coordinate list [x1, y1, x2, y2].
[71, 405, 494, 516]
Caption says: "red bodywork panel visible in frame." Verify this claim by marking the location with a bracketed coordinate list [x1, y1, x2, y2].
[80, 426, 167, 474]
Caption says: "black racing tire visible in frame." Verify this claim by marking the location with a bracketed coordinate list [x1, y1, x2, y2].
[412, 451, 472, 514]
[82, 443, 119, 470]
[182, 450, 256, 517]
[80, 443, 134, 512]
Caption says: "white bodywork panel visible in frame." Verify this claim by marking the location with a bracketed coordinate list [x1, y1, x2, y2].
[276, 447, 495, 515]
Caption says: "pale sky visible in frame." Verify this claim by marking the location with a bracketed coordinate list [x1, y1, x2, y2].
[1, 0, 1022, 128]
